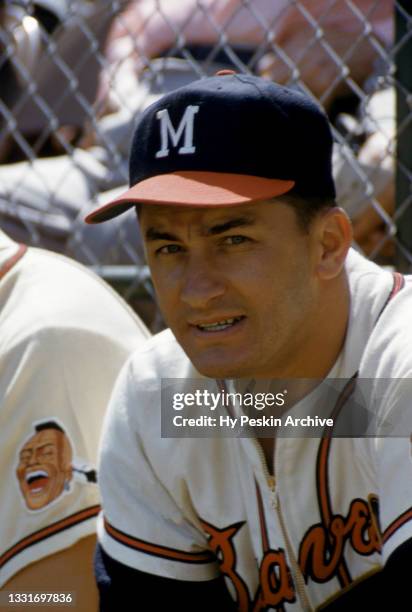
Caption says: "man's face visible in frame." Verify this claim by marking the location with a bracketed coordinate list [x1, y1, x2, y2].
[16, 429, 72, 510]
[141, 200, 323, 379]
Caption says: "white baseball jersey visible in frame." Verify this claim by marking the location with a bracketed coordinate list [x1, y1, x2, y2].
[0, 230, 150, 586]
[98, 249, 412, 610]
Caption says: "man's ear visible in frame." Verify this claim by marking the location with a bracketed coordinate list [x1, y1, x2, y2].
[314, 208, 353, 280]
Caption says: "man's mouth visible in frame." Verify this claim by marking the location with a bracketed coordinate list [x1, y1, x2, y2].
[25, 470, 49, 493]
[195, 316, 245, 332]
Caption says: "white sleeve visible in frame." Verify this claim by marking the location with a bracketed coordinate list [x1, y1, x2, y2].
[373, 378, 412, 563]
[0, 324, 143, 587]
[359, 281, 412, 563]
[97, 359, 220, 582]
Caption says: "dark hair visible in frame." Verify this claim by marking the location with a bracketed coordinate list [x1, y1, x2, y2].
[35, 421, 65, 434]
[274, 192, 337, 233]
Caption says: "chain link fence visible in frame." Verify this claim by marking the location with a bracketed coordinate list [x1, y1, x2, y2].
[0, 0, 411, 330]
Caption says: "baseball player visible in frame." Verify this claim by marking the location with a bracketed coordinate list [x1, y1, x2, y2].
[0, 228, 150, 609]
[86, 73, 412, 610]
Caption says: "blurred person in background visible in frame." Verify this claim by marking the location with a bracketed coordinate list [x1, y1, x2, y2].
[0, 225, 150, 609]
[0, 0, 396, 263]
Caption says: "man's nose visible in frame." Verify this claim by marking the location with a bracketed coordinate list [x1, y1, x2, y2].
[27, 452, 37, 466]
[179, 259, 225, 309]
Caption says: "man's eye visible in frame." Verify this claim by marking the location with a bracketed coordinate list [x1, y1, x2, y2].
[156, 244, 182, 255]
[224, 235, 249, 245]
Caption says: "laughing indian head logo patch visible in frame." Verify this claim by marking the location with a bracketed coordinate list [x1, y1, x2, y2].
[15, 419, 97, 512]
[16, 420, 73, 511]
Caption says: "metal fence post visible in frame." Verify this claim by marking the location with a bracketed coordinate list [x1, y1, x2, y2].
[395, 0, 412, 271]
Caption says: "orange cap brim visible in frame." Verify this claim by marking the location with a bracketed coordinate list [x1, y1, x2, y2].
[85, 171, 295, 224]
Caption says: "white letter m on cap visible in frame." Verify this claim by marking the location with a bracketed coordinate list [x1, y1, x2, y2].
[155, 105, 199, 159]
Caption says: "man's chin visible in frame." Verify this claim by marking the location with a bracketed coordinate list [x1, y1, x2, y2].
[177, 339, 256, 378]
[25, 493, 50, 510]
[191, 357, 253, 380]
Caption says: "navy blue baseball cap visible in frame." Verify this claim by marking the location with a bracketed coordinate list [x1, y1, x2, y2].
[85, 72, 335, 224]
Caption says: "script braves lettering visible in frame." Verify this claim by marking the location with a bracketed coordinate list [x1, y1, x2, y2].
[200, 495, 381, 610]
[299, 498, 381, 584]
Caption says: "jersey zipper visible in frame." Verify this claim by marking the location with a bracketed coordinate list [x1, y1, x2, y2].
[253, 438, 314, 612]
[219, 378, 314, 610]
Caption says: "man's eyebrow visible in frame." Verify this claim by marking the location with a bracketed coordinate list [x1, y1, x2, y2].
[145, 215, 256, 241]
[207, 216, 256, 235]
[38, 444, 55, 451]
[145, 228, 179, 241]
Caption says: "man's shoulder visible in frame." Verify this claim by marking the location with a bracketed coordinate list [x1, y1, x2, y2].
[127, 328, 194, 384]
[0, 246, 147, 348]
[344, 247, 412, 375]
[103, 329, 201, 448]
[22, 246, 138, 310]
[346, 248, 393, 292]
[360, 274, 412, 378]
[346, 249, 396, 326]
